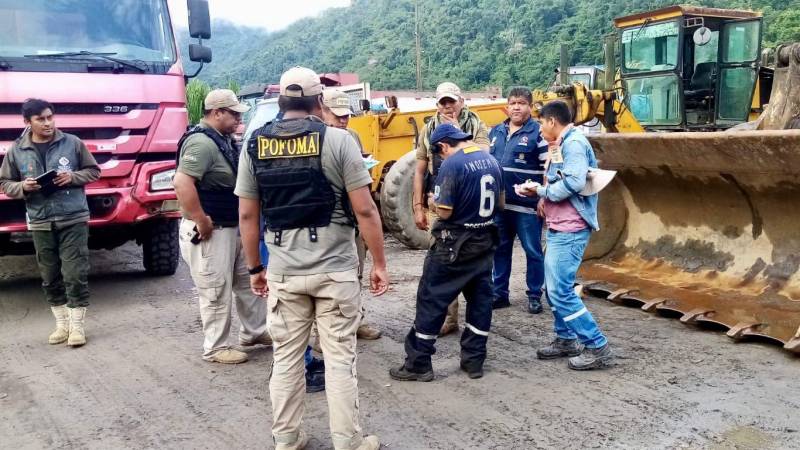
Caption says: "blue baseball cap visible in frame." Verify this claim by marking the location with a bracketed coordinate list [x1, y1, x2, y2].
[430, 123, 472, 146]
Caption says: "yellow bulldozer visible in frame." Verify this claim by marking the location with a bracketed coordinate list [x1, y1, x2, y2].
[350, 5, 800, 354]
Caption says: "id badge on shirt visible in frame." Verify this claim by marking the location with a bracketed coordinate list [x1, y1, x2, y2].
[548, 144, 564, 164]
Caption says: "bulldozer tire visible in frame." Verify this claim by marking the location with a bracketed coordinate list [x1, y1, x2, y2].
[142, 219, 179, 276]
[380, 150, 431, 250]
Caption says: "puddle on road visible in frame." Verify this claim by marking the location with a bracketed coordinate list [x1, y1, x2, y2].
[710, 426, 775, 450]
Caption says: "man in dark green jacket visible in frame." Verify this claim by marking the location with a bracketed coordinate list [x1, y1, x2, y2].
[0, 98, 100, 347]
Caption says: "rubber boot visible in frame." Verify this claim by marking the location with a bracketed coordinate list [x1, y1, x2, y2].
[275, 430, 309, 450]
[354, 435, 381, 450]
[48, 305, 70, 345]
[67, 307, 87, 347]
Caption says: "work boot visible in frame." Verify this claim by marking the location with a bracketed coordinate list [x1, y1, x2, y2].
[239, 332, 273, 347]
[527, 296, 543, 314]
[207, 348, 248, 364]
[537, 338, 584, 360]
[491, 297, 511, 310]
[460, 362, 484, 379]
[439, 300, 459, 336]
[67, 307, 87, 347]
[389, 364, 434, 382]
[275, 430, 309, 450]
[305, 356, 325, 393]
[353, 435, 381, 450]
[356, 323, 382, 340]
[49, 305, 70, 345]
[568, 344, 614, 370]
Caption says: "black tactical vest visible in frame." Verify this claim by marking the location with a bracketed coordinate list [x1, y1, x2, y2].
[247, 118, 353, 244]
[177, 126, 240, 226]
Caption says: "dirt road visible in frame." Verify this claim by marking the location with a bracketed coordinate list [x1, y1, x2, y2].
[1, 239, 798, 450]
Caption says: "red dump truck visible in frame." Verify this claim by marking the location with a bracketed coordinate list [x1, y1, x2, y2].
[0, 0, 213, 275]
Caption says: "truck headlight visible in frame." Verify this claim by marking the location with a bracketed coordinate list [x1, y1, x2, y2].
[150, 169, 176, 191]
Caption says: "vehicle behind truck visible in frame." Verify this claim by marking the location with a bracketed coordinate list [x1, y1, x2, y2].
[0, 0, 212, 275]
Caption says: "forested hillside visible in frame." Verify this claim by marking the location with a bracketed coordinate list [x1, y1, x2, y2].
[180, 0, 800, 91]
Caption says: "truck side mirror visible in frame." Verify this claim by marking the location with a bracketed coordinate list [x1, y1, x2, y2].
[188, 44, 212, 63]
[188, 0, 211, 39]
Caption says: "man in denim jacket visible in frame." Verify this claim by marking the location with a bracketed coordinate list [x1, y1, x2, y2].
[518, 101, 613, 370]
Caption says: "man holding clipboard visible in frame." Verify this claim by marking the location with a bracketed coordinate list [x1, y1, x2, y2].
[0, 99, 100, 347]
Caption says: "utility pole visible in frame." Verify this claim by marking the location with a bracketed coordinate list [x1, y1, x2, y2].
[414, 0, 422, 91]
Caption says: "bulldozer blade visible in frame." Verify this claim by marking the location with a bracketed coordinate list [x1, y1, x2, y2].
[580, 130, 800, 354]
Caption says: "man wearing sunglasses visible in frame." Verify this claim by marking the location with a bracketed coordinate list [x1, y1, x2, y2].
[173, 89, 270, 364]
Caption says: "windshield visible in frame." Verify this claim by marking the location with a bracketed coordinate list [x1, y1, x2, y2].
[621, 20, 680, 73]
[0, 0, 175, 63]
[243, 101, 281, 145]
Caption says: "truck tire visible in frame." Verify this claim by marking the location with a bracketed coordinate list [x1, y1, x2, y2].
[142, 219, 179, 276]
[380, 150, 432, 250]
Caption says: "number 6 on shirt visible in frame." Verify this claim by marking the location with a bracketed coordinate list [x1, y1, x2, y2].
[479, 174, 496, 218]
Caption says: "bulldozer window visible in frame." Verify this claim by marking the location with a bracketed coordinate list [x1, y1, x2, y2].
[722, 21, 760, 63]
[625, 75, 682, 126]
[621, 21, 679, 73]
[718, 68, 758, 121]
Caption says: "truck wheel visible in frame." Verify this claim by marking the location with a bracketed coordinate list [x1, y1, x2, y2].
[143, 219, 179, 276]
[380, 150, 432, 250]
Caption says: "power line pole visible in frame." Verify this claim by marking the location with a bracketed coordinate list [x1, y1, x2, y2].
[415, 0, 422, 91]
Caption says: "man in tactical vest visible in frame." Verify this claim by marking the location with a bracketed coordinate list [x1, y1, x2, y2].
[173, 89, 269, 365]
[0, 98, 100, 347]
[320, 88, 382, 341]
[237, 67, 388, 450]
[412, 81, 491, 337]
[392, 123, 503, 382]
[488, 87, 548, 314]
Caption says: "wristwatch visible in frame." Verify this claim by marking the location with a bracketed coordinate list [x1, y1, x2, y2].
[247, 264, 264, 275]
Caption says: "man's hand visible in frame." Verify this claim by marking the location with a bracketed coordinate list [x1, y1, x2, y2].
[370, 264, 389, 296]
[196, 215, 214, 240]
[537, 198, 546, 218]
[440, 113, 460, 128]
[250, 270, 268, 298]
[53, 171, 73, 187]
[22, 178, 41, 192]
[413, 206, 428, 230]
[515, 181, 540, 197]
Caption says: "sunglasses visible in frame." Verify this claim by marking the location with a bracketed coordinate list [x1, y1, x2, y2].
[222, 108, 242, 119]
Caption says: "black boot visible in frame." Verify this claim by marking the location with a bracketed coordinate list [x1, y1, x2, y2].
[527, 296, 543, 314]
[460, 362, 484, 379]
[491, 297, 511, 310]
[389, 364, 434, 382]
[305, 357, 325, 393]
[568, 344, 614, 370]
[536, 338, 584, 360]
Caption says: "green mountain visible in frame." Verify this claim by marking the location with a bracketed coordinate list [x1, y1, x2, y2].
[181, 0, 800, 92]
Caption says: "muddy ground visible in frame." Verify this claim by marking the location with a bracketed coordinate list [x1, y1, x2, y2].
[1, 238, 798, 450]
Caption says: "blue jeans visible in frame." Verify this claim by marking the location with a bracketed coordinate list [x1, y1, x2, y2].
[492, 209, 544, 302]
[544, 229, 607, 348]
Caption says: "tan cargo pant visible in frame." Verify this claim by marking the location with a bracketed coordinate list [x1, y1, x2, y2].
[179, 219, 267, 359]
[266, 268, 365, 450]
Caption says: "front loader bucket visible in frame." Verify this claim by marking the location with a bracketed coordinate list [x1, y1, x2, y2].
[583, 130, 800, 353]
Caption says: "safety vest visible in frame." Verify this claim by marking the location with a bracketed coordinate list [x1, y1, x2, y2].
[177, 125, 240, 226]
[246, 118, 353, 244]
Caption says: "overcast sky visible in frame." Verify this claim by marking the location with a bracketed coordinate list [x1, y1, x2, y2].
[168, 0, 351, 31]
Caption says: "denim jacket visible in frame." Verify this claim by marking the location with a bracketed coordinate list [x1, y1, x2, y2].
[536, 127, 600, 231]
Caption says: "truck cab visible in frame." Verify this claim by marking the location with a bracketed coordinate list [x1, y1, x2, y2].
[616, 6, 764, 130]
[0, 0, 211, 274]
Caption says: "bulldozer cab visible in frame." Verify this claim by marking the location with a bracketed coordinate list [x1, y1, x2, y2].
[616, 6, 763, 130]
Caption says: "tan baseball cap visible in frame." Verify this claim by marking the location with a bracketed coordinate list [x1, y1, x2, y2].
[280, 66, 324, 98]
[436, 81, 462, 103]
[322, 89, 353, 117]
[204, 89, 250, 113]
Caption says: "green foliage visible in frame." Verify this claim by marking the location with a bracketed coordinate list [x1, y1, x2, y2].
[185, 79, 211, 125]
[226, 80, 240, 95]
[179, 1, 800, 92]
